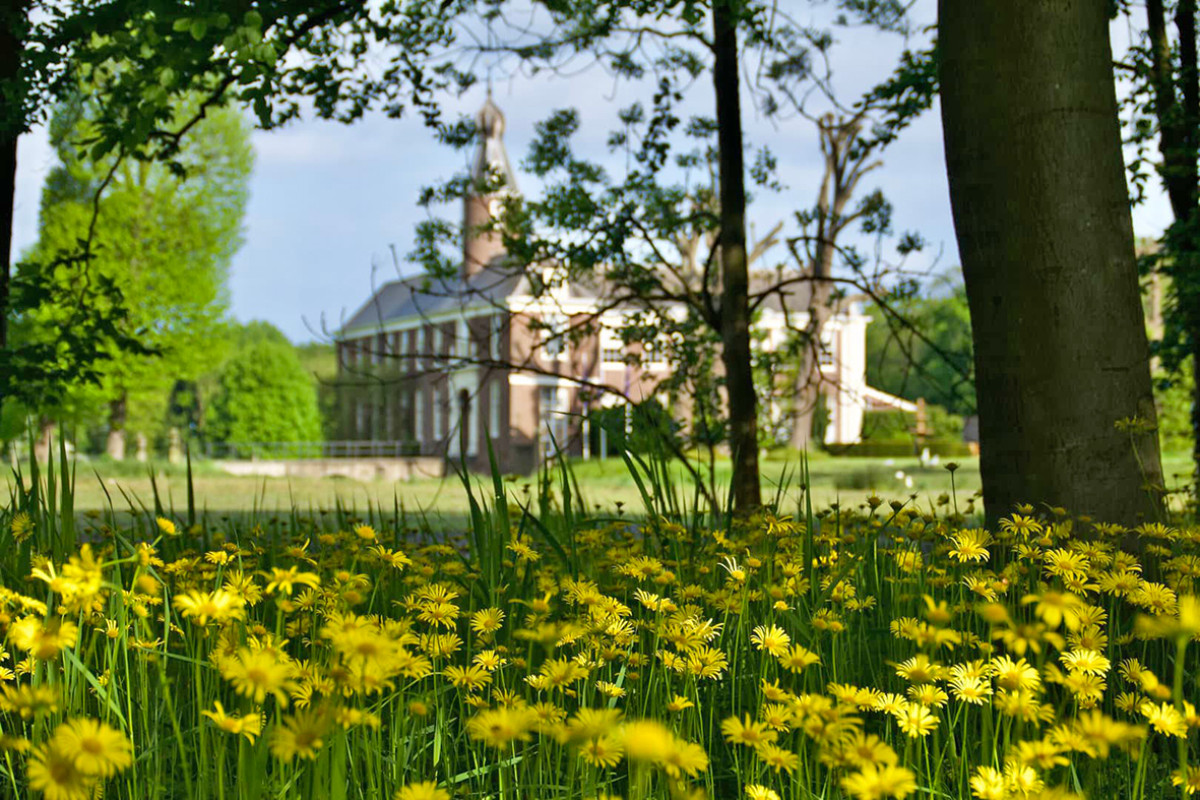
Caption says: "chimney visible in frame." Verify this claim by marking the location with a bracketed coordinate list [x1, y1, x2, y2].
[463, 93, 517, 279]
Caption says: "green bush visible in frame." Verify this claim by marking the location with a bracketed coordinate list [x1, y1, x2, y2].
[589, 401, 679, 456]
[860, 405, 964, 444]
[1155, 362, 1194, 455]
[206, 341, 323, 445]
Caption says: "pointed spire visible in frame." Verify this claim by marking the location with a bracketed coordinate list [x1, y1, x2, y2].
[471, 91, 517, 193]
[463, 93, 516, 278]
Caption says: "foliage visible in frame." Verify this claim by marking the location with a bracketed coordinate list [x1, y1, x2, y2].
[1156, 360, 1195, 455]
[206, 341, 322, 446]
[295, 341, 340, 440]
[588, 401, 680, 457]
[14, 91, 251, 446]
[0, 448, 1197, 798]
[859, 406, 965, 445]
[865, 272, 975, 417]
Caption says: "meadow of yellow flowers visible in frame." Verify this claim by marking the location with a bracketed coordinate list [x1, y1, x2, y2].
[0, 460, 1198, 800]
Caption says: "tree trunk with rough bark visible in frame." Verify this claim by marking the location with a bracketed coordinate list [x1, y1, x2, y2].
[0, 2, 28, 353]
[939, 0, 1164, 527]
[712, 0, 760, 510]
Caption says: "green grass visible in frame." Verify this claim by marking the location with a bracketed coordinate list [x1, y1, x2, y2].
[3, 453, 984, 517]
[5, 449, 1189, 522]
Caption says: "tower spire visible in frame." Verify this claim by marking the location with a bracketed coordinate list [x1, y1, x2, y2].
[463, 93, 516, 278]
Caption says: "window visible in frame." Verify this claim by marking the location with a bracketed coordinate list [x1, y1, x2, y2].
[355, 400, 366, 438]
[601, 338, 624, 364]
[540, 385, 568, 456]
[416, 327, 427, 370]
[542, 314, 566, 358]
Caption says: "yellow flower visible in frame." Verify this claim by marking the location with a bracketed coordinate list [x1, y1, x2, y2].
[52, 718, 134, 778]
[990, 655, 1041, 691]
[444, 665, 492, 691]
[1173, 766, 1200, 796]
[220, 647, 298, 706]
[0, 684, 59, 718]
[202, 701, 263, 742]
[892, 702, 938, 738]
[270, 707, 332, 761]
[9, 617, 78, 660]
[620, 719, 673, 763]
[264, 567, 321, 596]
[371, 546, 413, 570]
[27, 742, 95, 800]
[750, 624, 791, 657]
[894, 654, 943, 684]
[721, 715, 778, 747]
[662, 738, 709, 778]
[565, 707, 623, 742]
[1141, 701, 1189, 738]
[841, 763, 918, 800]
[394, 782, 450, 800]
[471, 607, 505, 635]
[949, 675, 992, 705]
[156, 517, 177, 536]
[173, 589, 246, 626]
[579, 735, 624, 768]
[745, 785, 780, 800]
[756, 742, 799, 773]
[969, 766, 1006, 800]
[353, 524, 377, 541]
[777, 644, 820, 673]
[10, 511, 32, 543]
[666, 694, 695, 712]
[1059, 649, 1110, 676]
[467, 706, 537, 748]
[949, 529, 991, 563]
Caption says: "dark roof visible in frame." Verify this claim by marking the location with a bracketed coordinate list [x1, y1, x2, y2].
[339, 262, 521, 336]
[340, 263, 832, 338]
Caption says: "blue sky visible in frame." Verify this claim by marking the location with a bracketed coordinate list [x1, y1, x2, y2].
[9, 5, 1173, 343]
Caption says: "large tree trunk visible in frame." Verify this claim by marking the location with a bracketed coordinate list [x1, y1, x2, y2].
[0, 2, 28, 353]
[939, 0, 1164, 527]
[106, 394, 128, 460]
[712, 0, 760, 509]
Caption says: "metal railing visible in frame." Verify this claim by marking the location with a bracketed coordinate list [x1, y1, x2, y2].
[205, 441, 423, 460]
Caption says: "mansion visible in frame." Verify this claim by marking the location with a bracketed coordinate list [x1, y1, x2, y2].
[335, 97, 913, 473]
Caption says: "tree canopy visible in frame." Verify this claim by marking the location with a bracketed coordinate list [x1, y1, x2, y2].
[207, 340, 323, 445]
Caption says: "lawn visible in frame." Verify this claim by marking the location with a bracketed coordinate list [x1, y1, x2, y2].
[3, 452, 989, 519]
[8, 450, 1189, 522]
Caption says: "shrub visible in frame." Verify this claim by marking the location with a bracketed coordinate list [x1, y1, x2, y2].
[206, 341, 322, 446]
